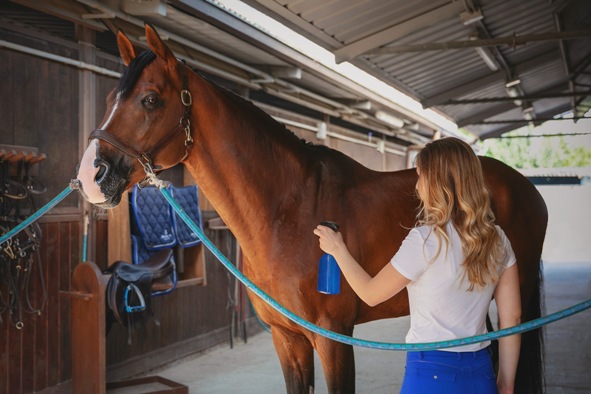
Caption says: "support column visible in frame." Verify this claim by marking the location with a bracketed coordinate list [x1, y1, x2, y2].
[76, 25, 97, 263]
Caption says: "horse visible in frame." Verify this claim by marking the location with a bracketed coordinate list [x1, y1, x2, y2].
[75, 24, 547, 394]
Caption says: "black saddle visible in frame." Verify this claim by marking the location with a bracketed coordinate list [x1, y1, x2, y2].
[105, 249, 175, 339]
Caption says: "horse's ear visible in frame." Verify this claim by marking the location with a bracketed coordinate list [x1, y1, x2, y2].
[117, 30, 136, 66]
[144, 23, 176, 69]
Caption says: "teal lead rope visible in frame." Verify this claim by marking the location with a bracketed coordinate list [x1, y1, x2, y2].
[0, 181, 78, 246]
[1, 181, 590, 350]
[159, 186, 591, 351]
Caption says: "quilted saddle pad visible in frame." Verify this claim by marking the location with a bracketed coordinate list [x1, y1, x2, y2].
[131, 185, 177, 251]
[171, 185, 203, 248]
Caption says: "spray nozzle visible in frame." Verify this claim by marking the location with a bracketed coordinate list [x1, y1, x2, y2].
[320, 221, 340, 232]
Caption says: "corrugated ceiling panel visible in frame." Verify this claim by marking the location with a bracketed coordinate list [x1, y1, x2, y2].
[150, 6, 285, 66]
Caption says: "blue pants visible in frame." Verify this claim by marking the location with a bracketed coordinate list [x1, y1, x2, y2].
[400, 348, 497, 394]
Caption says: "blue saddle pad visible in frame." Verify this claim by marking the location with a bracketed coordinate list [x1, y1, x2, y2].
[131, 185, 177, 251]
[131, 234, 155, 265]
[171, 185, 203, 247]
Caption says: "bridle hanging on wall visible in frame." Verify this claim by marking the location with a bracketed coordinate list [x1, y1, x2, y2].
[0, 148, 47, 329]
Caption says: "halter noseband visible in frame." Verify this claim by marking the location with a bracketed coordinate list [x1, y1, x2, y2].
[88, 61, 194, 187]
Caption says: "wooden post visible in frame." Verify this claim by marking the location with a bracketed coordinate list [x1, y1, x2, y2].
[66, 262, 109, 394]
[63, 262, 189, 393]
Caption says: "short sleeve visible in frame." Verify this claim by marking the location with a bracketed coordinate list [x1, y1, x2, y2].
[497, 226, 516, 268]
[390, 228, 428, 281]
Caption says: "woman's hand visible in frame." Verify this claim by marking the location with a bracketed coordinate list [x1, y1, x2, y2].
[314, 224, 346, 256]
[313, 224, 410, 306]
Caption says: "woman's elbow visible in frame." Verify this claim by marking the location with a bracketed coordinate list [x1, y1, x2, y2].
[498, 309, 522, 329]
[361, 293, 386, 307]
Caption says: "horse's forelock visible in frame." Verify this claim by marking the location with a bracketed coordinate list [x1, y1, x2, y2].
[118, 50, 157, 99]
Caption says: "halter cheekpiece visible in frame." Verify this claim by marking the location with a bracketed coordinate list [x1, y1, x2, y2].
[88, 60, 193, 188]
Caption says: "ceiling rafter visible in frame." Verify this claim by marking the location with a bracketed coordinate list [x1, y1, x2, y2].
[422, 51, 560, 108]
[333, 1, 466, 63]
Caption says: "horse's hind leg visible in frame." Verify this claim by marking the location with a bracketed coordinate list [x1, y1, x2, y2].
[272, 327, 315, 393]
[315, 334, 356, 393]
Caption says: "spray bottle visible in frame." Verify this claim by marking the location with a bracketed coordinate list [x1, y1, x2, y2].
[317, 221, 341, 295]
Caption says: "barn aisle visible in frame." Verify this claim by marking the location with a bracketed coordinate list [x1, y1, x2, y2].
[136, 261, 590, 393]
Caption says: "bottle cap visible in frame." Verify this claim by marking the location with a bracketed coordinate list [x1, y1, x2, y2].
[320, 221, 339, 232]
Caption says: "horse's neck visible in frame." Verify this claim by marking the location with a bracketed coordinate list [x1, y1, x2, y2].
[183, 76, 306, 246]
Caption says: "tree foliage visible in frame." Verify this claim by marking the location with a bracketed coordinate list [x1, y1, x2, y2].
[481, 133, 591, 169]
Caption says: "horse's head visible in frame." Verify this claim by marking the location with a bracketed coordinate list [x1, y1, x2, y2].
[76, 24, 193, 208]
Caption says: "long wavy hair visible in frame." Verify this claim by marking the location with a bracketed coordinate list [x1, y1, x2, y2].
[414, 137, 506, 290]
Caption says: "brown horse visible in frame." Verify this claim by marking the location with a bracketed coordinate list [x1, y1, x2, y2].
[76, 24, 547, 393]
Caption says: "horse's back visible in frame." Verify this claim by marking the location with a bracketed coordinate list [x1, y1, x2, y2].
[336, 155, 547, 323]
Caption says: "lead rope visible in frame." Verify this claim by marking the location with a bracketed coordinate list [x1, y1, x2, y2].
[155, 184, 591, 350]
[1, 179, 591, 349]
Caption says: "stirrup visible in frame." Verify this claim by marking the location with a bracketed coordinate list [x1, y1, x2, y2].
[124, 283, 146, 313]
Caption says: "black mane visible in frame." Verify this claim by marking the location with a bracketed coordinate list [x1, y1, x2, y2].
[117, 50, 330, 153]
[118, 50, 156, 99]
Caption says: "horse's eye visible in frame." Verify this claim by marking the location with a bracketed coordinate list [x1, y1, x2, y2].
[142, 94, 160, 110]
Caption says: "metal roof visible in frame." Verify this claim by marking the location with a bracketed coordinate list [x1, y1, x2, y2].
[239, 0, 591, 139]
[2, 0, 590, 144]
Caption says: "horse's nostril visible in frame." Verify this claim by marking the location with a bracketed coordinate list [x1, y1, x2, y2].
[94, 161, 109, 184]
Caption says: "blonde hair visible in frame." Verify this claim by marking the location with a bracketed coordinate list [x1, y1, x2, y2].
[414, 137, 506, 290]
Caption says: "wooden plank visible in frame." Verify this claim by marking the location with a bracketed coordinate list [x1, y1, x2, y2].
[8, 323, 23, 393]
[59, 222, 76, 383]
[0, 49, 15, 142]
[107, 191, 132, 265]
[70, 262, 109, 394]
[46, 222, 62, 387]
[22, 295, 36, 393]
[0, 296, 7, 394]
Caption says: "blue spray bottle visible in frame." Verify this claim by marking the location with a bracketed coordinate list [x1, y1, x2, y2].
[317, 221, 341, 295]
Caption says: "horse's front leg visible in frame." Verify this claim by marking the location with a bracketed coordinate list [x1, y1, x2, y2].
[272, 326, 315, 393]
[315, 327, 356, 393]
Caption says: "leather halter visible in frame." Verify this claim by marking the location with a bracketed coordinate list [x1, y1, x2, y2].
[88, 61, 193, 187]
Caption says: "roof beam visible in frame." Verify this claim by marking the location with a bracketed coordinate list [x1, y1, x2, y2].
[474, 115, 590, 124]
[421, 72, 504, 108]
[333, 1, 465, 63]
[456, 102, 517, 127]
[371, 29, 591, 54]
[479, 103, 572, 139]
[421, 51, 560, 108]
[445, 90, 587, 104]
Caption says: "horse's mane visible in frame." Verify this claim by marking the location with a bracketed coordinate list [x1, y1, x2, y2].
[118, 50, 333, 156]
[118, 51, 157, 99]
[211, 76, 333, 154]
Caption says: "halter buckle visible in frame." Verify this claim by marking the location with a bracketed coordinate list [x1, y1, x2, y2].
[181, 89, 192, 106]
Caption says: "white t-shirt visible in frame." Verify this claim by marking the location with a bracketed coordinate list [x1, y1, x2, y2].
[390, 222, 516, 352]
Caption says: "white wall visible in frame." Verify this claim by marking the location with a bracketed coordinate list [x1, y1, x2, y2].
[537, 184, 591, 263]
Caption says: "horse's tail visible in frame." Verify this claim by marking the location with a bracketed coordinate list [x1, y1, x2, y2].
[516, 262, 545, 394]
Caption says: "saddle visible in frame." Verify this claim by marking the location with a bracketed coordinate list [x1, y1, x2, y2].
[105, 249, 175, 338]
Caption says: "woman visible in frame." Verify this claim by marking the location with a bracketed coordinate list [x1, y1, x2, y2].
[314, 137, 521, 394]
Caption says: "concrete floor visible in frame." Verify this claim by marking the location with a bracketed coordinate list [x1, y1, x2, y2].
[131, 260, 591, 393]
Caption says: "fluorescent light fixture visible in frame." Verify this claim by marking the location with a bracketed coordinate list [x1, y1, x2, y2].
[122, 0, 167, 17]
[506, 87, 522, 106]
[460, 9, 484, 25]
[505, 79, 521, 88]
[523, 107, 534, 121]
[316, 121, 327, 140]
[375, 111, 405, 128]
[475, 47, 499, 71]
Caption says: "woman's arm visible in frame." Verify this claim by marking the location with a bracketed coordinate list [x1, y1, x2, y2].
[494, 263, 522, 394]
[314, 225, 410, 306]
